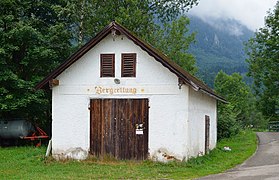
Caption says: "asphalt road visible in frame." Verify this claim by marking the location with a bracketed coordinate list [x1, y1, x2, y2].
[198, 132, 279, 180]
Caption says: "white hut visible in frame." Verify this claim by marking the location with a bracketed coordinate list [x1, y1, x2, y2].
[36, 22, 226, 161]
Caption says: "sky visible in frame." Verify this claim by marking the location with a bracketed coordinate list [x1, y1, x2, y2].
[188, 0, 277, 31]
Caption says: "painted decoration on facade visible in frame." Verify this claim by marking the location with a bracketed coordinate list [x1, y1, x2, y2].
[55, 85, 180, 95]
[95, 86, 139, 95]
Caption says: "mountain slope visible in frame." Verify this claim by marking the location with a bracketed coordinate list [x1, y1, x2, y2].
[188, 16, 254, 87]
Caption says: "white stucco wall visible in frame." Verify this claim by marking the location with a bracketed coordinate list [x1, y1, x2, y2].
[187, 88, 217, 157]
[51, 33, 216, 161]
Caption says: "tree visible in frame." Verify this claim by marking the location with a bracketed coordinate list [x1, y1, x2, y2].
[215, 71, 252, 124]
[214, 71, 265, 139]
[153, 16, 197, 74]
[0, 0, 72, 124]
[54, 0, 154, 45]
[56, 0, 199, 44]
[246, 2, 279, 121]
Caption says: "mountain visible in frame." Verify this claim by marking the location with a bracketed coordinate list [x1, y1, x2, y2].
[188, 15, 254, 87]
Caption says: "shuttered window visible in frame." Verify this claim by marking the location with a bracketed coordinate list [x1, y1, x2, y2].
[121, 53, 136, 77]
[100, 54, 115, 77]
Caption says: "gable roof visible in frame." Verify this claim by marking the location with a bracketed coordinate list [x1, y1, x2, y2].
[35, 21, 226, 103]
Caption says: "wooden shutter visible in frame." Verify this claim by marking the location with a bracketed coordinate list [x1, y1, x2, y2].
[122, 53, 136, 77]
[100, 54, 115, 77]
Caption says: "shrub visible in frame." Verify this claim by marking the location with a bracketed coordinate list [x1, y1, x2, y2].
[217, 103, 240, 140]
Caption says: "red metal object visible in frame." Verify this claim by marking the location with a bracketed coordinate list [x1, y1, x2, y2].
[21, 126, 48, 146]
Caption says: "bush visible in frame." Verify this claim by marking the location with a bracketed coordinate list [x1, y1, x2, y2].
[217, 103, 240, 140]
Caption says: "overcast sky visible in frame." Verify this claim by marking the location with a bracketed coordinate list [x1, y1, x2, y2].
[188, 0, 277, 31]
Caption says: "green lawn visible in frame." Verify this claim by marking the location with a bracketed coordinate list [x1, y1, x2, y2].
[0, 130, 257, 179]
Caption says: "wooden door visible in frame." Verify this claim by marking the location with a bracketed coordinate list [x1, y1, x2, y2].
[205, 115, 210, 154]
[90, 99, 149, 160]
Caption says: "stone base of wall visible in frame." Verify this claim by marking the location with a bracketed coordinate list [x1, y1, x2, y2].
[52, 147, 88, 160]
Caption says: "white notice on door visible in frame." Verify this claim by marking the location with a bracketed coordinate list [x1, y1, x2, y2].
[136, 129, 143, 135]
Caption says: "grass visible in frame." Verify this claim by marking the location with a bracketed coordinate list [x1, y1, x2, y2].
[0, 130, 257, 179]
